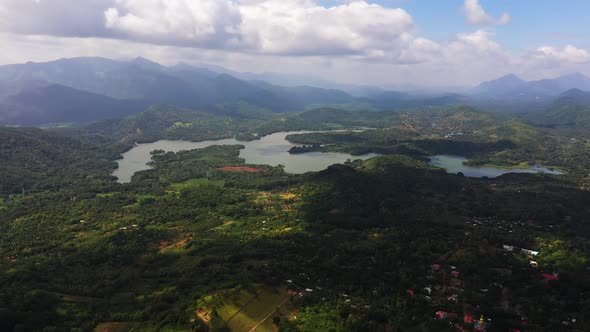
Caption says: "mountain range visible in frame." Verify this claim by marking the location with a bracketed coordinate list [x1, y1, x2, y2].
[1, 57, 590, 126]
[475, 73, 590, 96]
[0, 57, 464, 125]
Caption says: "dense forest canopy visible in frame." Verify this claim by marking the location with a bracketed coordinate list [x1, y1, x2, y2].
[1, 104, 590, 332]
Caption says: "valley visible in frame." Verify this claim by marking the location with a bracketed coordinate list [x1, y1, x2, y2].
[3, 1, 590, 331]
[1, 52, 590, 332]
[2, 100, 590, 331]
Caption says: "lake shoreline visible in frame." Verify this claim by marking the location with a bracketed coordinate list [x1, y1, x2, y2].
[428, 154, 563, 178]
[113, 130, 378, 183]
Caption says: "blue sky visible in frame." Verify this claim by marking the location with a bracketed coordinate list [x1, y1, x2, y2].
[0, 0, 589, 88]
[321, 0, 590, 51]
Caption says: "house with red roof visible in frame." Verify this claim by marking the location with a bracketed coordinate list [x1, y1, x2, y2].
[435, 311, 459, 320]
[541, 273, 559, 281]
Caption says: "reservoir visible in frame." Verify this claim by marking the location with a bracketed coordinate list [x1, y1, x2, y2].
[113, 131, 379, 183]
[428, 155, 562, 178]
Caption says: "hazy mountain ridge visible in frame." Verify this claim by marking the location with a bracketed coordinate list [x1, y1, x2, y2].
[524, 88, 590, 129]
[0, 83, 149, 125]
[3, 57, 590, 126]
[0, 57, 468, 125]
[475, 72, 590, 97]
[0, 57, 353, 108]
[465, 73, 590, 114]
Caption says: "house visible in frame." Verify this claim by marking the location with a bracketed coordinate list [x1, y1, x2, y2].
[450, 278, 463, 287]
[521, 248, 540, 256]
[474, 315, 490, 331]
[503, 244, 515, 252]
[541, 273, 559, 281]
[435, 311, 459, 320]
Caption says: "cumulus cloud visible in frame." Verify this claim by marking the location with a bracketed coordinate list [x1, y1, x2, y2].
[533, 45, 590, 64]
[104, 0, 244, 49]
[0, 0, 588, 87]
[0, 0, 114, 37]
[463, 0, 510, 26]
[0, 0, 513, 67]
[102, 0, 417, 58]
[0, 0, 418, 59]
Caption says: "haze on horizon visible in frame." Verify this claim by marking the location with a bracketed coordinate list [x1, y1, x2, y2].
[1, 0, 589, 89]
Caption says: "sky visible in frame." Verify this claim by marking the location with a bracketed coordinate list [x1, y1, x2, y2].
[0, 0, 589, 89]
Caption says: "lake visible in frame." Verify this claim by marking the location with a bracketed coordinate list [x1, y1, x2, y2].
[428, 155, 562, 178]
[113, 131, 379, 183]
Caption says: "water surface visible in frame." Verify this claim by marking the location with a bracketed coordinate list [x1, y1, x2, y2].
[113, 131, 379, 183]
[428, 155, 562, 178]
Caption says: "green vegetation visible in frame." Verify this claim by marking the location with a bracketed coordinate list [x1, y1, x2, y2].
[2, 105, 590, 331]
[286, 107, 590, 176]
[0, 126, 118, 195]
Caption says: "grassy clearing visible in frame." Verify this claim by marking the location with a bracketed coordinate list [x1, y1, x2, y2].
[171, 178, 225, 191]
[159, 235, 191, 254]
[197, 285, 294, 332]
[94, 322, 134, 332]
[96, 192, 118, 198]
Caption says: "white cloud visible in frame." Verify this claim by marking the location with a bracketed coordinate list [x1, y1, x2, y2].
[463, 0, 510, 26]
[104, 0, 244, 49]
[0, 0, 114, 37]
[0, 30, 589, 88]
[0, 0, 588, 88]
[533, 45, 590, 64]
[103, 0, 416, 58]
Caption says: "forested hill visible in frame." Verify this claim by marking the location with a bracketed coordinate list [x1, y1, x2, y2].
[0, 126, 117, 195]
[2, 104, 590, 330]
[524, 89, 590, 130]
[5, 103, 590, 197]
[0, 84, 148, 125]
[1, 142, 589, 331]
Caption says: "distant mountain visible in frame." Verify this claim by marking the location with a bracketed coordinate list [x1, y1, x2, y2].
[475, 73, 590, 98]
[554, 88, 590, 106]
[466, 73, 590, 114]
[176, 62, 388, 96]
[253, 81, 355, 108]
[474, 74, 527, 95]
[0, 57, 194, 102]
[0, 57, 368, 123]
[528, 73, 590, 94]
[0, 57, 473, 125]
[523, 89, 590, 128]
[361, 91, 465, 109]
[0, 83, 148, 125]
[168, 63, 355, 108]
